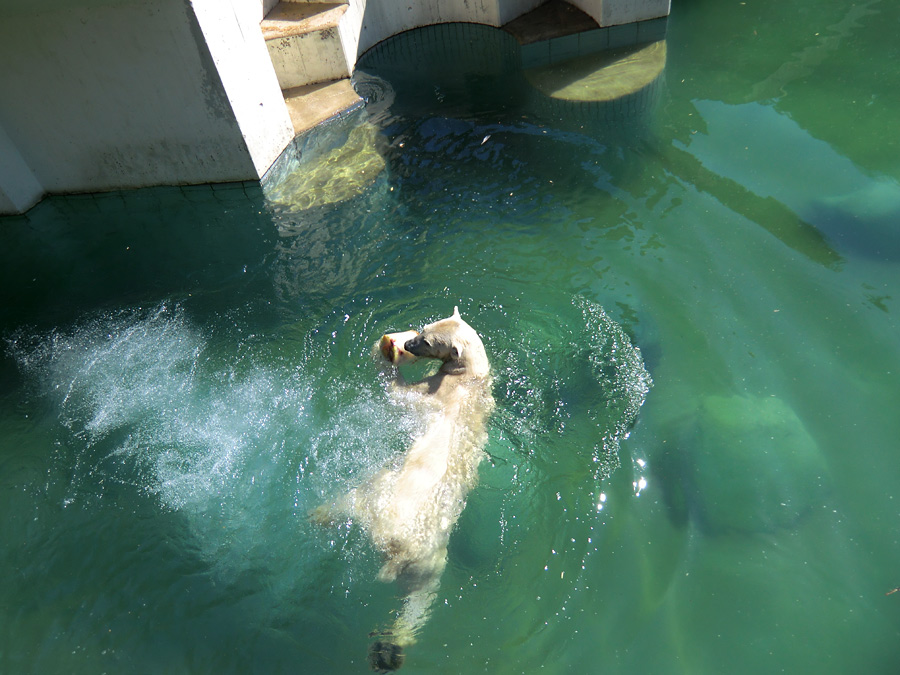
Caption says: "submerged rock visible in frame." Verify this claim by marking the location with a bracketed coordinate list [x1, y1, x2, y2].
[660, 394, 829, 534]
[266, 122, 386, 212]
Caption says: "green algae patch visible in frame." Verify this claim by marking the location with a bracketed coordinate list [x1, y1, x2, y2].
[267, 122, 386, 212]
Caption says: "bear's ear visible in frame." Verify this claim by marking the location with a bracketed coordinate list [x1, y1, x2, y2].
[452, 306, 461, 320]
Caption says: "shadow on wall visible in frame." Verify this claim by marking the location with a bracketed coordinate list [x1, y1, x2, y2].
[345, 0, 672, 64]
[352, 20, 668, 127]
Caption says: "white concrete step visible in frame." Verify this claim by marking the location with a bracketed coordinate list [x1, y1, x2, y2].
[283, 79, 363, 135]
[261, 2, 350, 90]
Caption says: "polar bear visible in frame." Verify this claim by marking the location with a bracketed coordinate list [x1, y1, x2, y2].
[312, 307, 493, 672]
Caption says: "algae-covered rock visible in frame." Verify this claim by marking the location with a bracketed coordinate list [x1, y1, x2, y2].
[661, 394, 829, 534]
[267, 122, 386, 212]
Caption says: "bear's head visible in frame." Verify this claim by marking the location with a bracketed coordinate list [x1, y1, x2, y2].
[403, 307, 490, 378]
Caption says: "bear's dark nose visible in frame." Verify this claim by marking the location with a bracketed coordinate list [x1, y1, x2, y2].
[404, 335, 427, 356]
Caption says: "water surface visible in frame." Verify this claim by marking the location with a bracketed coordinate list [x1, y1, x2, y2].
[2, 0, 899, 673]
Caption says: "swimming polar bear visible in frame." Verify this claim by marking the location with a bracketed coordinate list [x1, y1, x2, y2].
[312, 307, 494, 671]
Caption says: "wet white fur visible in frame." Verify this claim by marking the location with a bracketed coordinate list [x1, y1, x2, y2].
[313, 308, 493, 648]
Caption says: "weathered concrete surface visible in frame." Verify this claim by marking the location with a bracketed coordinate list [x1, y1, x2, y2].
[0, 125, 42, 214]
[340, 0, 543, 66]
[262, 2, 348, 40]
[571, 0, 670, 28]
[0, 0, 292, 214]
[341, 0, 670, 67]
[283, 79, 364, 135]
[193, 0, 295, 179]
[263, 3, 350, 88]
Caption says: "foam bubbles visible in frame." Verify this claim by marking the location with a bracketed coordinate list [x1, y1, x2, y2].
[575, 295, 653, 477]
[6, 303, 406, 580]
[9, 305, 290, 507]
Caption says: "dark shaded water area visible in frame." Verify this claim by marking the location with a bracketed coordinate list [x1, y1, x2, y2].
[2, 0, 899, 672]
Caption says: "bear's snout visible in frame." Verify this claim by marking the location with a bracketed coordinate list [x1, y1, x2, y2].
[404, 335, 427, 356]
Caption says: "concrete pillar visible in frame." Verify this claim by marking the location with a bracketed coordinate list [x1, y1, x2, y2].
[191, 0, 294, 179]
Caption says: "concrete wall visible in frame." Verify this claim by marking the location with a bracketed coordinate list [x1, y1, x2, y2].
[192, 0, 294, 178]
[0, 125, 43, 214]
[340, 0, 544, 66]
[570, 0, 671, 27]
[260, 0, 280, 20]
[340, 0, 670, 67]
[0, 0, 292, 214]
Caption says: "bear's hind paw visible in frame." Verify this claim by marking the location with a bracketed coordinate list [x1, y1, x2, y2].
[368, 640, 405, 672]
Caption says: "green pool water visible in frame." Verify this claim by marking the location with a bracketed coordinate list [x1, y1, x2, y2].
[2, 0, 899, 672]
